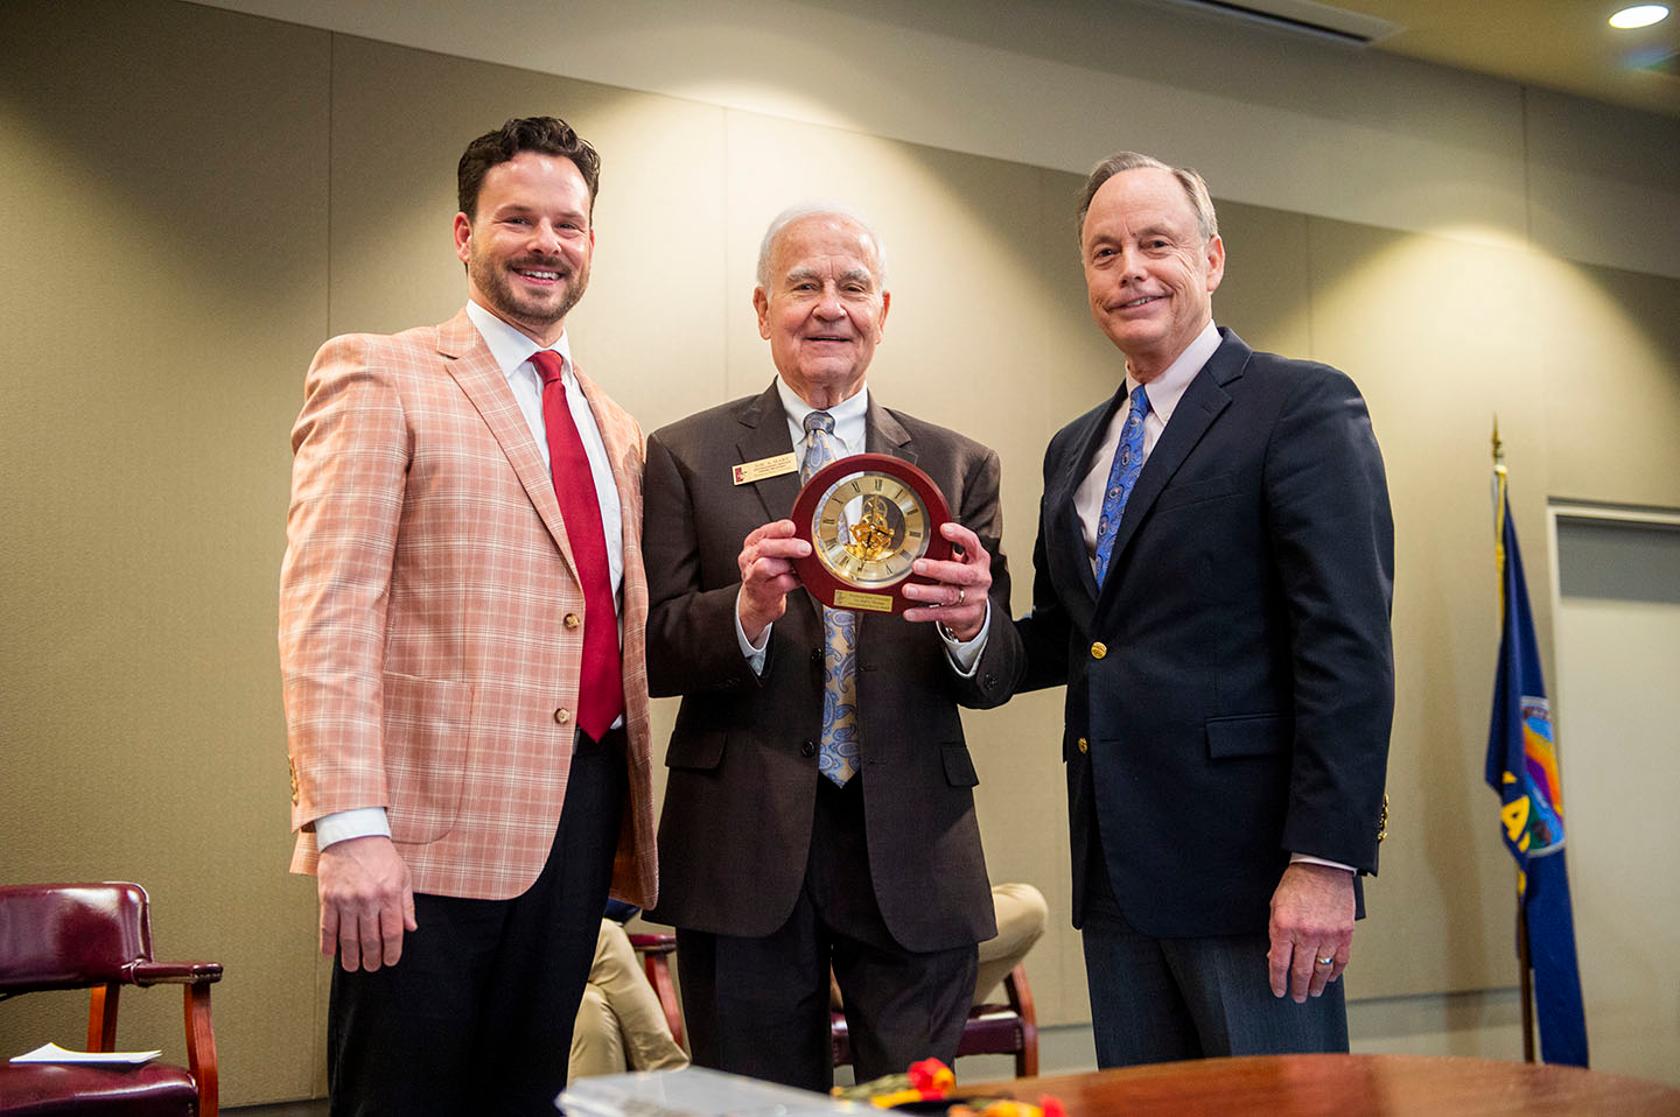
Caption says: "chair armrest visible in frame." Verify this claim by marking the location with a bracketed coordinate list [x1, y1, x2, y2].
[125, 961, 224, 986]
[628, 932, 676, 956]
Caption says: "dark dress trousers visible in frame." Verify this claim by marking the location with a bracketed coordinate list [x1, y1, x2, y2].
[642, 381, 1023, 1088]
[1016, 329, 1394, 1061]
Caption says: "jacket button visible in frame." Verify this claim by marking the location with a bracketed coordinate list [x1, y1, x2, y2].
[1090, 641, 1108, 660]
[810, 649, 824, 665]
[554, 708, 571, 725]
[1078, 737, 1089, 754]
[564, 613, 581, 630]
[801, 739, 817, 758]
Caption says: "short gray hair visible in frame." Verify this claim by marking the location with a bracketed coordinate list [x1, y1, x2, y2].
[756, 203, 888, 289]
[1075, 152, 1218, 245]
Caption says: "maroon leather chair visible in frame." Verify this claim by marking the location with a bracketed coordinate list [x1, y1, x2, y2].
[0, 883, 222, 1116]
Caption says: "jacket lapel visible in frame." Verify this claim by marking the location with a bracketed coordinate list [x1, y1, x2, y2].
[735, 381, 802, 525]
[736, 380, 822, 628]
[437, 308, 580, 584]
[864, 396, 916, 466]
[1051, 392, 1126, 619]
[1097, 330, 1251, 606]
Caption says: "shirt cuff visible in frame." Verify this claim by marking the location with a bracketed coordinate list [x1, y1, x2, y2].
[735, 587, 770, 677]
[1289, 852, 1355, 873]
[315, 807, 391, 850]
[940, 600, 991, 677]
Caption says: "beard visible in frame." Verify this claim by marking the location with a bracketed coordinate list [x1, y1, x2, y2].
[469, 247, 590, 332]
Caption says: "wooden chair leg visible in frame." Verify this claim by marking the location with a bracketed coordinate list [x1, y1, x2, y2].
[1005, 966, 1038, 1079]
[86, 982, 120, 1051]
[184, 982, 219, 1117]
[641, 953, 685, 1052]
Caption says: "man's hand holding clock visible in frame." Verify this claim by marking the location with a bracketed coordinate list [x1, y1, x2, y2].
[739, 453, 995, 643]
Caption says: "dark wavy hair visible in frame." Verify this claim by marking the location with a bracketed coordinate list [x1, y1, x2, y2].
[457, 116, 601, 219]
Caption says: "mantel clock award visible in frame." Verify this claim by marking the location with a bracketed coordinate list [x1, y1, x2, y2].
[790, 453, 952, 614]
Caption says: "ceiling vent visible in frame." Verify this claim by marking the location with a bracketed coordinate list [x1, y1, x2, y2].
[1158, 0, 1402, 47]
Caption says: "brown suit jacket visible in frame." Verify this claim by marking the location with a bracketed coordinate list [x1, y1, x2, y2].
[641, 381, 1022, 952]
[279, 307, 657, 906]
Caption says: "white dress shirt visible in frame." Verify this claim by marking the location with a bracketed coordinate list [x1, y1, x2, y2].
[1073, 321, 1350, 874]
[734, 378, 989, 676]
[1073, 321, 1221, 567]
[316, 302, 624, 850]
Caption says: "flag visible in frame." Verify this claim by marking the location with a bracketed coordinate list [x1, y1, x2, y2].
[1484, 466, 1589, 1067]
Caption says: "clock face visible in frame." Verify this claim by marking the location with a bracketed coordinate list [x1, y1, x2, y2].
[810, 472, 931, 588]
[789, 453, 952, 613]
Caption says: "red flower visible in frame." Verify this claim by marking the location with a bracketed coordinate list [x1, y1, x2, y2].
[907, 1058, 955, 1096]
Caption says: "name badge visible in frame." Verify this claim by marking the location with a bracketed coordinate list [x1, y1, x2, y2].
[732, 452, 799, 486]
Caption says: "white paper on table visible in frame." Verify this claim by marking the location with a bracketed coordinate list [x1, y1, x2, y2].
[9, 1042, 162, 1066]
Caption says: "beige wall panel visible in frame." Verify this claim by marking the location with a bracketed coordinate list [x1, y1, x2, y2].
[1212, 201, 1314, 360]
[0, 0, 329, 1105]
[1525, 90, 1680, 284]
[1534, 260, 1680, 509]
[1019, 166, 1129, 1030]
[203, 0, 1551, 268]
[1305, 218, 1556, 998]
[326, 35, 730, 431]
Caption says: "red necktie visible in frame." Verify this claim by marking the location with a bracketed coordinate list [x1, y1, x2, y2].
[530, 349, 623, 741]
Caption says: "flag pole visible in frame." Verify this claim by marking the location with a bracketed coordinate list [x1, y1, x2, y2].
[1492, 416, 1538, 1065]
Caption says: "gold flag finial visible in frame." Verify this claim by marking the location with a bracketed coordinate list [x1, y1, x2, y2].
[1492, 414, 1505, 469]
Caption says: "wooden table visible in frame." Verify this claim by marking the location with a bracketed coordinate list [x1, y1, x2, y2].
[969, 1054, 1680, 1116]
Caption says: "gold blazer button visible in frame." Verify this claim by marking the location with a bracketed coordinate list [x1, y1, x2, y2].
[1090, 641, 1108, 660]
[554, 708, 571, 725]
[1077, 737, 1089, 754]
[564, 613, 581, 630]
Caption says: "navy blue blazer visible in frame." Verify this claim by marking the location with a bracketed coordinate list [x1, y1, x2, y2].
[1017, 329, 1394, 938]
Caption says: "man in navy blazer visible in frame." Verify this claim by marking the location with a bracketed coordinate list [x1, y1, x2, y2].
[1016, 152, 1394, 1065]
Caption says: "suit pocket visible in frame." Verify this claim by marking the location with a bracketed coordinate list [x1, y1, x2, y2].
[1155, 472, 1236, 513]
[1205, 713, 1290, 760]
[942, 743, 979, 787]
[381, 672, 472, 844]
[665, 729, 726, 771]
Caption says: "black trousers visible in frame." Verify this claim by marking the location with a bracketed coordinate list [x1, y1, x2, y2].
[327, 727, 627, 1117]
[676, 776, 977, 1092]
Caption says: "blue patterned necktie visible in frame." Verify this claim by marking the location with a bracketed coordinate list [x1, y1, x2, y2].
[802, 411, 860, 786]
[1093, 384, 1151, 588]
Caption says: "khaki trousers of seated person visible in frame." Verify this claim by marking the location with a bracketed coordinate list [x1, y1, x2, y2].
[973, 883, 1048, 1005]
[569, 920, 690, 1079]
[827, 882, 1049, 1016]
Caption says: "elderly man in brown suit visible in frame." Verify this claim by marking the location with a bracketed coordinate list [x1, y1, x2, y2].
[642, 205, 1024, 1091]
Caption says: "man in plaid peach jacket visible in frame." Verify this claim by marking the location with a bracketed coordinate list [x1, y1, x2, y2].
[279, 117, 655, 1115]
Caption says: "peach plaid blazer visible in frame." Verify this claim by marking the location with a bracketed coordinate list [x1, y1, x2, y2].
[280, 308, 656, 906]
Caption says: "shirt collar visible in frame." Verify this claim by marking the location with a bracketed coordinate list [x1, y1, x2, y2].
[466, 298, 576, 385]
[1124, 319, 1221, 422]
[776, 376, 869, 438]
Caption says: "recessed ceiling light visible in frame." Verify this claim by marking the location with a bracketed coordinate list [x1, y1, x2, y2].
[1609, 4, 1670, 29]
